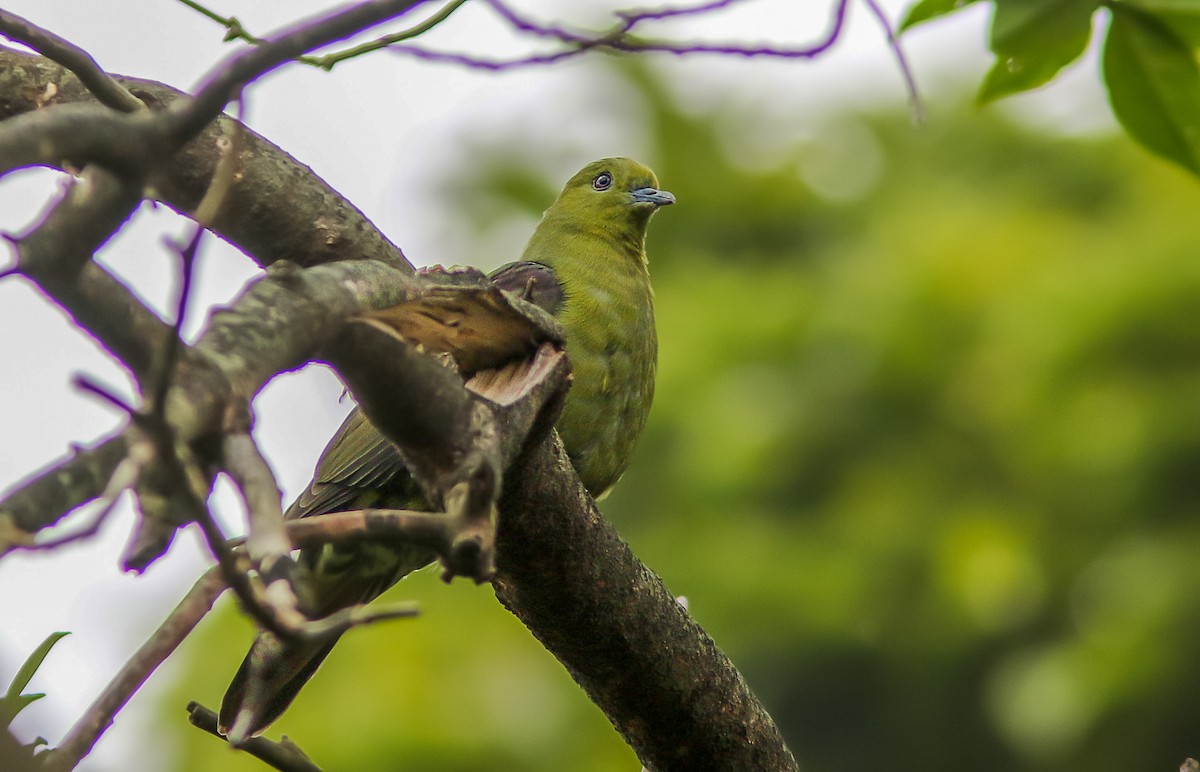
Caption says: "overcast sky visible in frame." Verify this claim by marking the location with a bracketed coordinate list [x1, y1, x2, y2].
[0, 1, 1112, 768]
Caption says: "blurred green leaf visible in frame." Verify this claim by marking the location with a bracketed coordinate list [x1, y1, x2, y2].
[1116, 0, 1200, 47]
[899, 0, 981, 32]
[0, 632, 68, 729]
[1104, 6, 1200, 174]
[978, 0, 1098, 102]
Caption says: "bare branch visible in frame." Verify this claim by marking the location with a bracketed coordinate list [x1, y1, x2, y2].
[14, 436, 154, 553]
[0, 259, 424, 552]
[191, 501, 307, 639]
[0, 434, 127, 552]
[862, 0, 923, 124]
[0, 1, 425, 181]
[494, 434, 798, 770]
[222, 434, 290, 569]
[290, 600, 420, 639]
[12, 168, 168, 382]
[186, 702, 323, 772]
[0, 47, 410, 272]
[1, 156, 197, 550]
[308, 0, 473, 70]
[391, 0, 855, 70]
[180, 0, 474, 71]
[152, 227, 203, 419]
[221, 432, 308, 632]
[0, 9, 144, 112]
[44, 569, 228, 771]
[169, 0, 427, 144]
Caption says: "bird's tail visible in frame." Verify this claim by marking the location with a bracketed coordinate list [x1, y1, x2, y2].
[218, 540, 434, 743]
[218, 631, 340, 744]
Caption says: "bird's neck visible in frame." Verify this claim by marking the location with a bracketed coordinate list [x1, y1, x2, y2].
[525, 209, 650, 273]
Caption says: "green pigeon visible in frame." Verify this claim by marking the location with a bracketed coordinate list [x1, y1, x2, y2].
[219, 157, 673, 742]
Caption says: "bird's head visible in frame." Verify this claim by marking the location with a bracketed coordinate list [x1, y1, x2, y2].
[550, 157, 675, 232]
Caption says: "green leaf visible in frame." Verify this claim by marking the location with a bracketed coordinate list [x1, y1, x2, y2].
[1104, 6, 1200, 175]
[1115, 0, 1200, 46]
[0, 632, 68, 728]
[978, 0, 1099, 103]
[899, 0, 981, 33]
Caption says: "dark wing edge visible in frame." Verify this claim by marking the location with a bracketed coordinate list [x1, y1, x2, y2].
[489, 260, 565, 317]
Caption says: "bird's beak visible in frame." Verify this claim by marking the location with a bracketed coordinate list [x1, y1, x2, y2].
[630, 187, 676, 207]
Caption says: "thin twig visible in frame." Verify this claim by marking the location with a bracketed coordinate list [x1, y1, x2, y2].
[617, 0, 747, 25]
[169, 0, 425, 143]
[222, 432, 306, 628]
[151, 228, 202, 420]
[308, 0, 473, 70]
[0, 9, 144, 112]
[293, 600, 420, 639]
[72, 374, 138, 415]
[186, 702, 323, 772]
[17, 439, 153, 552]
[222, 434, 291, 566]
[177, 0, 473, 70]
[193, 503, 307, 639]
[44, 569, 228, 771]
[191, 97, 245, 227]
[391, 0, 854, 69]
[280, 507, 456, 550]
[862, 0, 924, 124]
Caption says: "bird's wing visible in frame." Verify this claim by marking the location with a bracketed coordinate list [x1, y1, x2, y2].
[285, 262, 564, 522]
[285, 407, 416, 520]
[489, 260, 565, 316]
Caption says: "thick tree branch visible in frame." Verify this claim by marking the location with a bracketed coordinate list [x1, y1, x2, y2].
[324, 325, 568, 580]
[0, 46, 411, 272]
[494, 435, 798, 771]
[120, 259, 423, 569]
[0, 259, 422, 551]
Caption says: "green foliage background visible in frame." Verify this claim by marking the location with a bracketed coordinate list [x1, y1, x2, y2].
[161, 63, 1200, 771]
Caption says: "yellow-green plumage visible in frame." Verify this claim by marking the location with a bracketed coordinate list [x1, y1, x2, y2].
[520, 158, 666, 496]
[219, 158, 672, 741]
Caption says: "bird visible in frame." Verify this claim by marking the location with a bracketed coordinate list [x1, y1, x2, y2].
[218, 157, 673, 742]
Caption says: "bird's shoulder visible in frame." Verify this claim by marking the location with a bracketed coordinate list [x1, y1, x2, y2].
[489, 260, 565, 316]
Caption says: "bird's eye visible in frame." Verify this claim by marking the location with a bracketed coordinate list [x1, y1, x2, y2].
[592, 172, 612, 191]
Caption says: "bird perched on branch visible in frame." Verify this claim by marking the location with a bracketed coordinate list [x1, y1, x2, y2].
[219, 157, 673, 742]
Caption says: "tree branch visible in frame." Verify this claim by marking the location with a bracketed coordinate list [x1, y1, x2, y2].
[0, 46, 411, 272]
[12, 168, 165, 382]
[181, 0, 473, 71]
[185, 702, 322, 772]
[0, 433, 127, 553]
[0, 9, 144, 112]
[43, 569, 228, 771]
[390, 0, 855, 70]
[494, 435, 798, 770]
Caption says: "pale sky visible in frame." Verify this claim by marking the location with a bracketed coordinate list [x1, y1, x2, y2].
[0, 1, 1108, 769]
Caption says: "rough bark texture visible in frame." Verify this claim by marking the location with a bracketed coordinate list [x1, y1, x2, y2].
[495, 436, 798, 771]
